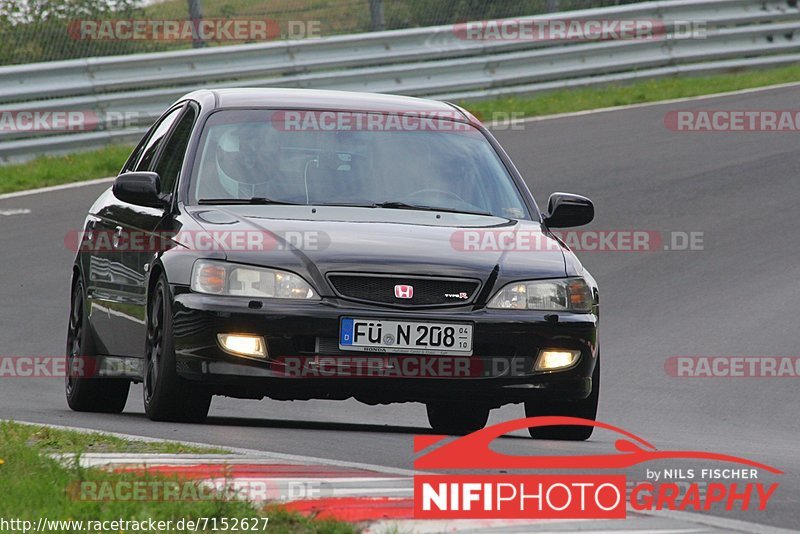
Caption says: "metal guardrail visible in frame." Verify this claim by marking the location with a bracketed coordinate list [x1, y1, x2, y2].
[1, 0, 798, 162]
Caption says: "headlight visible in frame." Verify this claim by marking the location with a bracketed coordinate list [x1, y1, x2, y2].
[191, 260, 318, 299]
[487, 278, 592, 312]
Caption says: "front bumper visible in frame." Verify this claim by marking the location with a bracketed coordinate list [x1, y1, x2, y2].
[172, 288, 598, 406]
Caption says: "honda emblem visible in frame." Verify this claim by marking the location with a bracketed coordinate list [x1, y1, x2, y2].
[394, 284, 414, 299]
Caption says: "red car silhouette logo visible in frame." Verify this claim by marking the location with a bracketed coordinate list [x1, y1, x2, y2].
[414, 416, 783, 473]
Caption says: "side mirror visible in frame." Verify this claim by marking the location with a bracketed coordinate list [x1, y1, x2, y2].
[542, 192, 594, 228]
[112, 172, 167, 208]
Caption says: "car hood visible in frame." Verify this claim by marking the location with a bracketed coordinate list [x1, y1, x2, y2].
[186, 205, 567, 294]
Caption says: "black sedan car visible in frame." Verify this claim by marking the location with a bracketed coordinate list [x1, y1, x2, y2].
[66, 88, 599, 439]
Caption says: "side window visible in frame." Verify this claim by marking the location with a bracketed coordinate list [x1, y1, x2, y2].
[153, 106, 197, 195]
[133, 106, 184, 172]
[121, 134, 151, 174]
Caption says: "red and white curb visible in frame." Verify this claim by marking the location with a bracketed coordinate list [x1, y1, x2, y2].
[29, 422, 790, 534]
[61, 453, 414, 519]
[56, 452, 786, 533]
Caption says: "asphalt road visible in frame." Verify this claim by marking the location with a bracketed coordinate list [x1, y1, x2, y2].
[1, 85, 798, 530]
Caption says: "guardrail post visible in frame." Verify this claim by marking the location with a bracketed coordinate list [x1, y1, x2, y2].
[188, 0, 206, 48]
[370, 0, 385, 32]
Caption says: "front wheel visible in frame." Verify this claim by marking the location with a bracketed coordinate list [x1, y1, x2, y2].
[524, 355, 600, 441]
[426, 401, 489, 435]
[143, 276, 212, 423]
[65, 277, 130, 413]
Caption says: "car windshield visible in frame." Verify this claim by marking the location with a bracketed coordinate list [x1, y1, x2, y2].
[190, 109, 530, 218]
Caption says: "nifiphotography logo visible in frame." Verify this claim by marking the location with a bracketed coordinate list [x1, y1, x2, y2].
[412, 417, 782, 519]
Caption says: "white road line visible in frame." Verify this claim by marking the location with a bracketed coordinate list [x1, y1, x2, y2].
[0, 176, 114, 201]
[0, 208, 32, 215]
[485, 80, 800, 128]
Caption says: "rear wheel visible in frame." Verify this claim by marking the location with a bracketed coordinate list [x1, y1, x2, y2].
[524, 355, 600, 441]
[143, 276, 212, 423]
[65, 277, 130, 413]
[426, 401, 489, 435]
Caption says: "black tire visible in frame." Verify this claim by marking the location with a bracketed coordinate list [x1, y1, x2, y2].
[143, 276, 212, 423]
[65, 276, 130, 413]
[426, 401, 490, 435]
[524, 355, 600, 441]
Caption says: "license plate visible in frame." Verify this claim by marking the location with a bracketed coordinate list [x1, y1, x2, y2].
[339, 318, 473, 356]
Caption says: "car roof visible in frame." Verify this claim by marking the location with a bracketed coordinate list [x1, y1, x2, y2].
[182, 88, 468, 118]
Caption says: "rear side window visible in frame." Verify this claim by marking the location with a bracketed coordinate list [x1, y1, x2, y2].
[153, 106, 197, 195]
[132, 106, 184, 172]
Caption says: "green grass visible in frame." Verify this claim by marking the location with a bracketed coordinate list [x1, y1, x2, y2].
[2, 64, 800, 196]
[0, 144, 131, 195]
[0, 422, 356, 533]
[143, 0, 374, 38]
[463, 64, 800, 122]
[14, 422, 229, 455]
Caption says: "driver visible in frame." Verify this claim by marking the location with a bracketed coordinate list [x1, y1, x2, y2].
[215, 123, 291, 199]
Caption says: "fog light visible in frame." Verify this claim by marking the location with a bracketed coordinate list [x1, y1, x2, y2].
[535, 349, 580, 371]
[217, 334, 267, 359]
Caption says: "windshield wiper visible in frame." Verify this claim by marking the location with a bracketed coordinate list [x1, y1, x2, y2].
[197, 197, 299, 205]
[372, 201, 492, 217]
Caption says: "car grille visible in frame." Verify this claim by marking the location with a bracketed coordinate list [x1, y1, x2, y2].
[327, 274, 480, 307]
